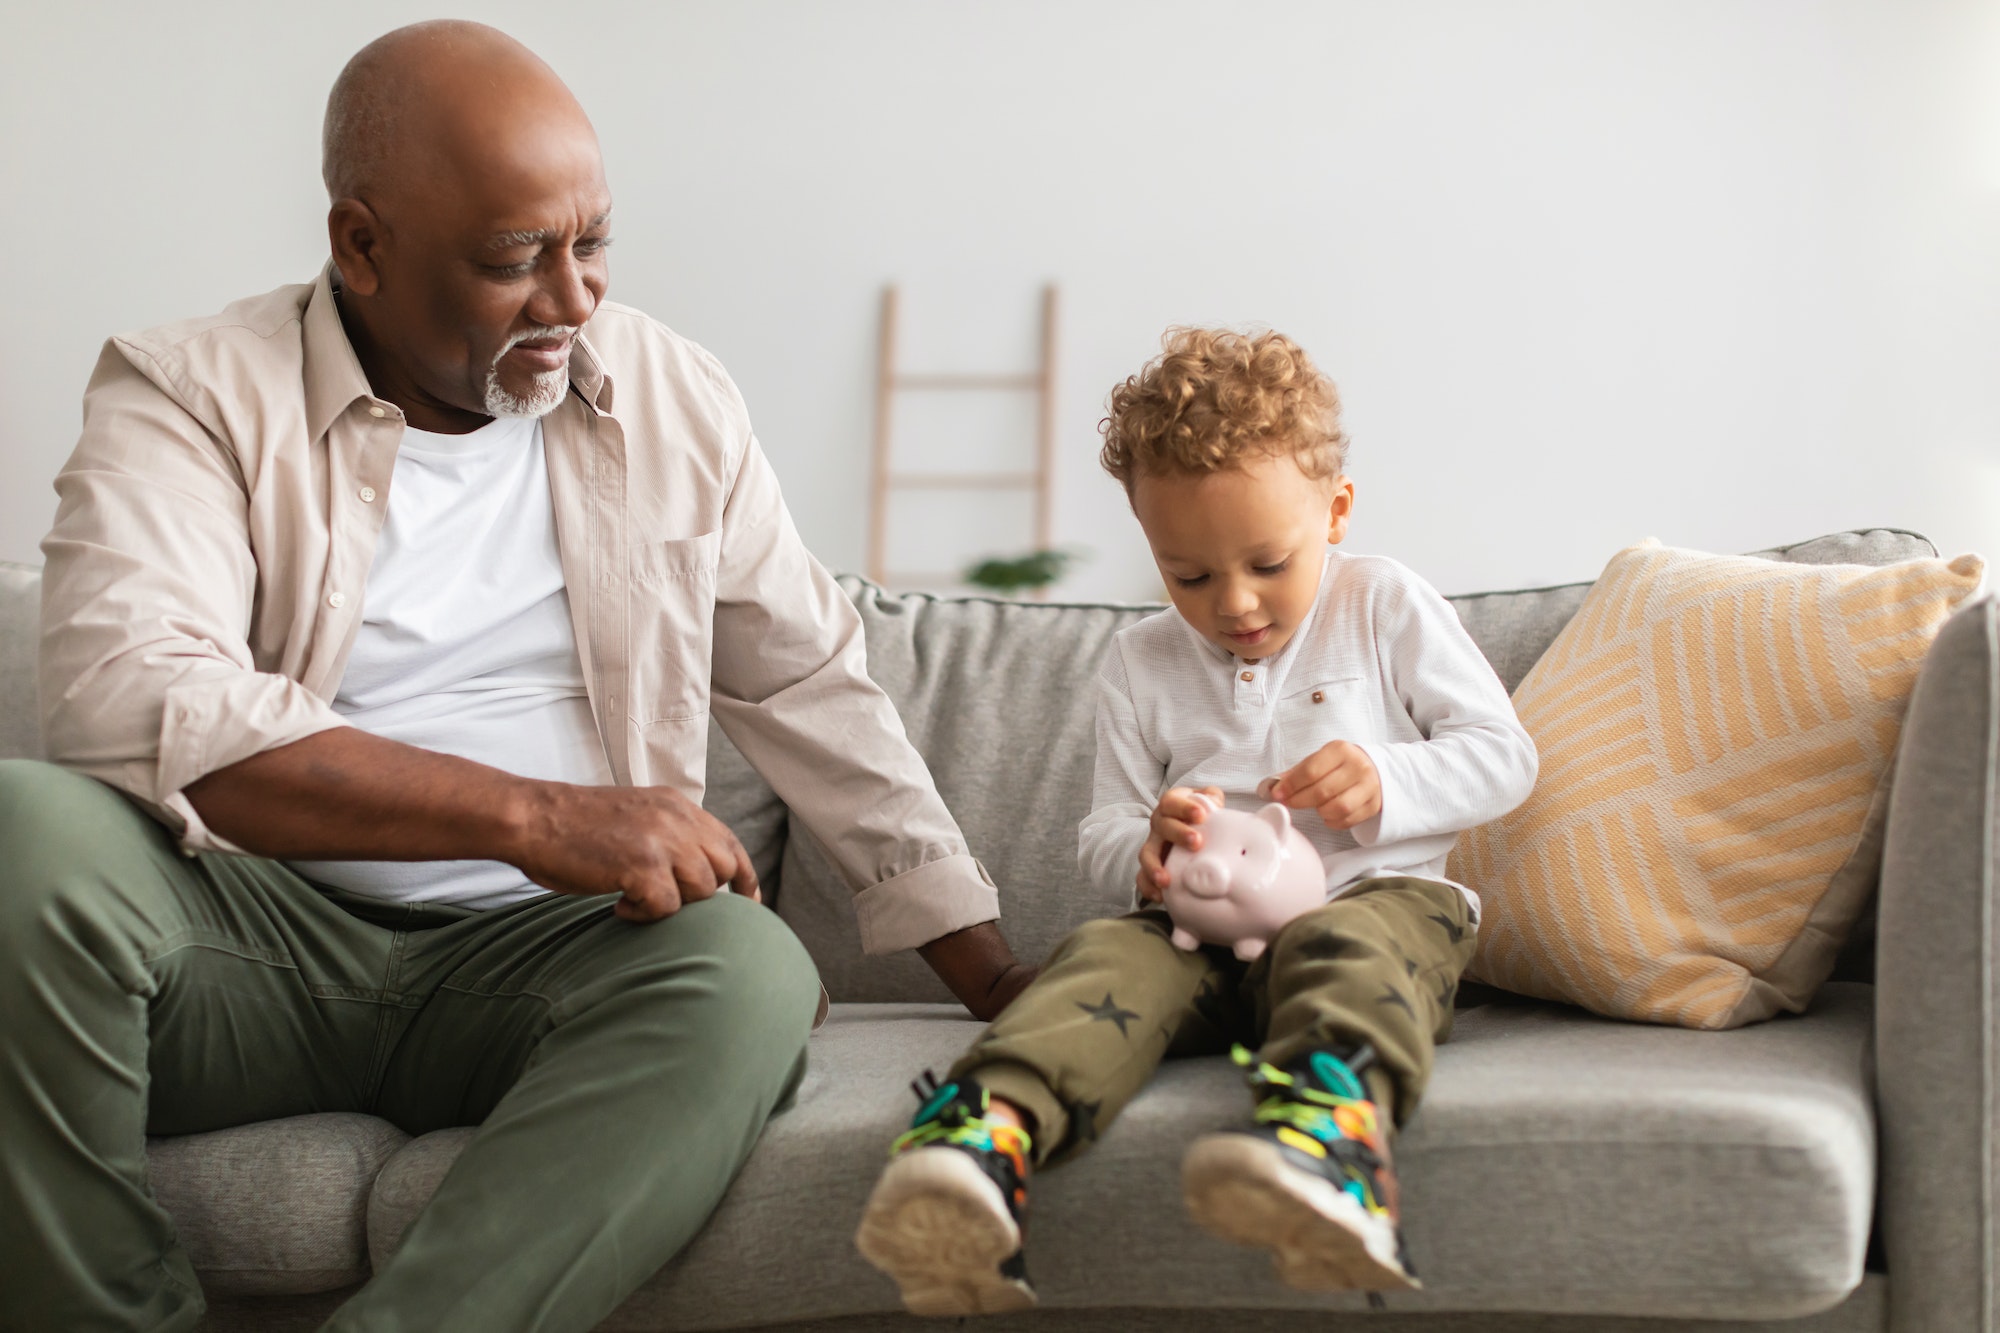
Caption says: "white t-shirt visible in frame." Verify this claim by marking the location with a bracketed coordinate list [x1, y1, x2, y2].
[1077, 548, 1539, 918]
[288, 415, 613, 908]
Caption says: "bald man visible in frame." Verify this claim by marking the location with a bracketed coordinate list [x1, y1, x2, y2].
[6, 20, 1035, 1332]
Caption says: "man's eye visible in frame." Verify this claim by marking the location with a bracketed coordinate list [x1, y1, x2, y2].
[484, 260, 535, 278]
[1173, 574, 1210, 588]
[1254, 560, 1291, 576]
[576, 236, 614, 257]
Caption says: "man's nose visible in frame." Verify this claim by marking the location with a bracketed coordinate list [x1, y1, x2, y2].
[531, 251, 600, 330]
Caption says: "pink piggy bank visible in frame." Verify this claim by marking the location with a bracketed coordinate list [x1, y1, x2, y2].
[1163, 795, 1328, 962]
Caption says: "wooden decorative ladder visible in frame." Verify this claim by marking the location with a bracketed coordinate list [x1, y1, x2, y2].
[865, 284, 1059, 590]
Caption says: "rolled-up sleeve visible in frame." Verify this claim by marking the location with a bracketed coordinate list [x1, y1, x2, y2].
[704, 400, 999, 953]
[39, 340, 348, 852]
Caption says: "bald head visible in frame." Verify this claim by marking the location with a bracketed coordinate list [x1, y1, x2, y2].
[322, 20, 593, 202]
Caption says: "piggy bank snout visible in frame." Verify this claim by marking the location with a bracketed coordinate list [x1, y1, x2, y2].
[1176, 854, 1233, 899]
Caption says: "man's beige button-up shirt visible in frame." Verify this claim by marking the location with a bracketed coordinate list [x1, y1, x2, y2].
[38, 266, 999, 954]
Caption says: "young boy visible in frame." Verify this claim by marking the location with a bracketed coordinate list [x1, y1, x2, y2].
[855, 329, 1537, 1314]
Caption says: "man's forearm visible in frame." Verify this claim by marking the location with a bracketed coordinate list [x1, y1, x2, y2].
[184, 727, 538, 862]
[919, 920, 1038, 1021]
[186, 729, 760, 920]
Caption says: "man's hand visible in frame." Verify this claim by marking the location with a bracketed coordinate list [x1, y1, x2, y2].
[1263, 741, 1382, 830]
[505, 783, 759, 923]
[919, 921, 1038, 1022]
[1136, 785, 1225, 902]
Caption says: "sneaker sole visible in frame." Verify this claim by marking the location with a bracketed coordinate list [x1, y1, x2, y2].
[855, 1146, 1038, 1316]
[1182, 1133, 1419, 1293]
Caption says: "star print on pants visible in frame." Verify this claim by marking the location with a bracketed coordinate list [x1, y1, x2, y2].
[1375, 984, 1416, 1018]
[1076, 993, 1141, 1036]
[1427, 912, 1468, 944]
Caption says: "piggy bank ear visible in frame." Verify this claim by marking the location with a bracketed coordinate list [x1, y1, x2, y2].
[1256, 803, 1293, 842]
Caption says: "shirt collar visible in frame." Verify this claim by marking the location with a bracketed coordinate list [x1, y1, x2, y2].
[567, 325, 612, 413]
[300, 261, 617, 439]
[301, 263, 378, 442]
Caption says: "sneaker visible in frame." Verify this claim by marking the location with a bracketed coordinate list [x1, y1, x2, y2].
[855, 1071, 1038, 1315]
[1181, 1043, 1418, 1292]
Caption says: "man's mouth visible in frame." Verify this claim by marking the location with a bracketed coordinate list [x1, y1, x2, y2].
[505, 337, 573, 374]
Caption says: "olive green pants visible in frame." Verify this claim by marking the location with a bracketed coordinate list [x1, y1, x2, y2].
[952, 878, 1475, 1166]
[0, 760, 821, 1333]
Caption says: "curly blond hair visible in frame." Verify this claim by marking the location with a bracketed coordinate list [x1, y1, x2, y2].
[1099, 328, 1348, 493]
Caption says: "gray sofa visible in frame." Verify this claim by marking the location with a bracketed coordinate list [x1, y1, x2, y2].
[0, 528, 1993, 1333]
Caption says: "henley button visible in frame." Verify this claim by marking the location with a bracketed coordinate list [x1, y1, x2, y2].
[359, 486, 377, 503]
[1240, 670, 1255, 682]
[368, 406, 387, 418]
[1312, 690, 1325, 704]
[328, 591, 347, 609]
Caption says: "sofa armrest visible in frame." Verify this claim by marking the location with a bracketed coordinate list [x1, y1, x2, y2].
[1876, 593, 1998, 1333]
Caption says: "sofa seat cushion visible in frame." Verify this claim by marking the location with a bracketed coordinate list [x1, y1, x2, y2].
[146, 1111, 408, 1295]
[366, 985, 1873, 1329]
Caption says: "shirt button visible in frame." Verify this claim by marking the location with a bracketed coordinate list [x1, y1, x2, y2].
[1240, 670, 1255, 682]
[359, 486, 377, 503]
[1312, 690, 1325, 704]
[368, 406, 387, 418]
[327, 591, 347, 609]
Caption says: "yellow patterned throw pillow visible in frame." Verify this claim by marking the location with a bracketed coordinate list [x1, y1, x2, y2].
[1452, 539, 1985, 1029]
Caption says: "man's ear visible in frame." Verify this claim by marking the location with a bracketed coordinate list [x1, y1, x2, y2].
[327, 198, 387, 298]
[1325, 475, 1357, 546]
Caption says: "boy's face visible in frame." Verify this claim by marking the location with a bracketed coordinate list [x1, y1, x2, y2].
[1131, 453, 1355, 662]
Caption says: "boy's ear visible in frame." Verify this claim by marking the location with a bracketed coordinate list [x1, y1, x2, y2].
[1325, 475, 1357, 546]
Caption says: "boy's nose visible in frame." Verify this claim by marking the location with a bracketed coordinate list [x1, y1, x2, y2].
[1218, 583, 1258, 617]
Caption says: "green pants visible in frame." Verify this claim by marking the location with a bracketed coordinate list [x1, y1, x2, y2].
[0, 760, 821, 1333]
[953, 878, 1474, 1166]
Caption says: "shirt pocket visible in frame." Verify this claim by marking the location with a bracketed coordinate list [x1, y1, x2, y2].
[629, 531, 720, 724]
[1275, 674, 1369, 772]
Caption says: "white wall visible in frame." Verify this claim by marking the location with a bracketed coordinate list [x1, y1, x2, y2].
[4, 1, 1996, 600]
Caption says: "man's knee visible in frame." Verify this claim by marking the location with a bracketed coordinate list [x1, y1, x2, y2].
[662, 892, 820, 1030]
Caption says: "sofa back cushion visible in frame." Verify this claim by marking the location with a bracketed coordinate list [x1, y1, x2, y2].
[770, 582, 1157, 1001]
[761, 530, 1937, 1003]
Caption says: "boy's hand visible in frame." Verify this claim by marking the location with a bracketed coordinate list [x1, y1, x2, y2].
[1137, 785, 1225, 902]
[1264, 742, 1382, 831]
